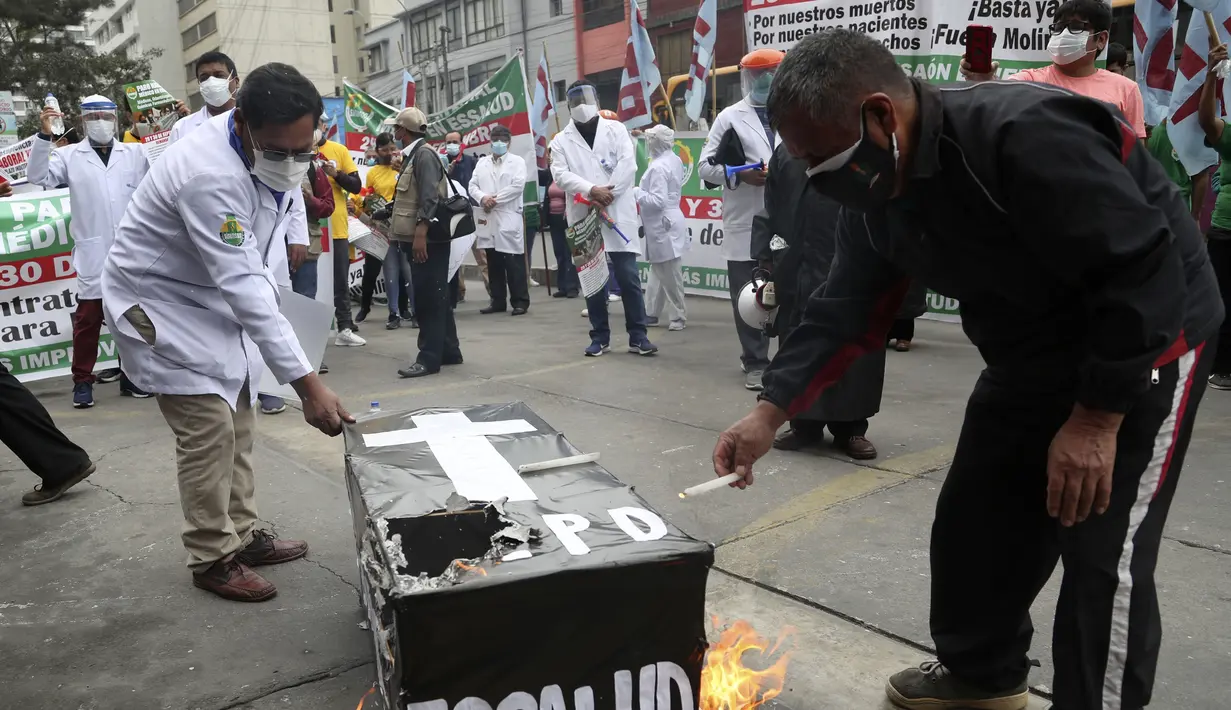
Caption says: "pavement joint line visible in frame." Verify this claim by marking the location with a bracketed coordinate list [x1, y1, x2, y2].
[709, 566, 1056, 703]
[718, 472, 918, 548]
[209, 658, 373, 710]
[1165, 535, 1230, 556]
[81, 479, 174, 507]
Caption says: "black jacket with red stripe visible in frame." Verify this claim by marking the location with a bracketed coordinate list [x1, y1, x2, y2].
[760, 78, 1224, 417]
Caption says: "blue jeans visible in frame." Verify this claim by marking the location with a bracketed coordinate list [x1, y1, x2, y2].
[586, 251, 646, 345]
[383, 242, 414, 317]
[290, 258, 318, 299]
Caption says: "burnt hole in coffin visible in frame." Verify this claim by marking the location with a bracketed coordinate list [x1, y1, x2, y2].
[384, 508, 503, 578]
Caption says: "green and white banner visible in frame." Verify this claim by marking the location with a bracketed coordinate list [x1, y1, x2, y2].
[427, 54, 539, 218]
[0, 189, 119, 381]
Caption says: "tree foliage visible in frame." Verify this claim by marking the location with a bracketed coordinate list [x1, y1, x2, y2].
[0, 0, 161, 135]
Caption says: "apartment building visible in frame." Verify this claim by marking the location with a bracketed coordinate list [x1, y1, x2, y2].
[644, 0, 744, 115]
[177, 0, 335, 108]
[329, 0, 404, 92]
[360, 0, 578, 114]
[88, 0, 186, 100]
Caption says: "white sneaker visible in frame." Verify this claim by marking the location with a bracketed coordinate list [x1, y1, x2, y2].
[608, 293, 620, 302]
[530, 278, 541, 287]
[581, 308, 589, 317]
[668, 320, 686, 331]
[334, 328, 367, 347]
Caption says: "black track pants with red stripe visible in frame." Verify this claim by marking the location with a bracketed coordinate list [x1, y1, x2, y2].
[929, 343, 1212, 710]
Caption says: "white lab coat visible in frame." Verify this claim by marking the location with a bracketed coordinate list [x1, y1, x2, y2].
[168, 107, 212, 144]
[100, 110, 311, 409]
[26, 136, 150, 300]
[549, 117, 641, 256]
[635, 151, 689, 264]
[697, 99, 777, 262]
[468, 152, 527, 254]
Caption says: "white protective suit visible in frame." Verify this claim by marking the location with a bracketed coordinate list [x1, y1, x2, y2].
[468, 152, 528, 254]
[635, 145, 689, 263]
[697, 99, 778, 262]
[26, 135, 150, 300]
[548, 117, 641, 256]
[100, 110, 311, 408]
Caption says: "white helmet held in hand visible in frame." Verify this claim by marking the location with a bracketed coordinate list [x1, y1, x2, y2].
[736, 271, 778, 332]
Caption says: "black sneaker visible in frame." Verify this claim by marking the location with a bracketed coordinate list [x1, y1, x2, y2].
[1209, 373, 1231, 390]
[119, 375, 152, 399]
[885, 661, 1028, 710]
[95, 368, 122, 384]
[356, 307, 370, 324]
[399, 310, 414, 321]
[386, 316, 401, 330]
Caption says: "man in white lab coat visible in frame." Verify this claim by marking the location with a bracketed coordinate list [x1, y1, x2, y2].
[169, 50, 240, 144]
[550, 81, 658, 357]
[28, 94, 152, 408]
[102, 63, 352, 603]
[470, 124, 530, 315]
[636, 125, 690, 331]
[698, 49, 785, 391]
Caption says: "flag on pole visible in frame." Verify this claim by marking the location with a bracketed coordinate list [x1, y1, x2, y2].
[1167, 0, 1231, 175]
[401, 70, 416, 109]
[684, 0, 718, 124]
[530, 50, 555, 170]
[617, 2, 662, 129]
[1133, 0, 1179, 126]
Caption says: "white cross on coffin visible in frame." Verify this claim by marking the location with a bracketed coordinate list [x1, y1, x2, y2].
[362, 412, 539, 502]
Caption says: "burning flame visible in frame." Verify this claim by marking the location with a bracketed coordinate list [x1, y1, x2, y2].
[355, 685, 375, 710]
[453, 560, 488, 576]
[700, 618, 792, 710]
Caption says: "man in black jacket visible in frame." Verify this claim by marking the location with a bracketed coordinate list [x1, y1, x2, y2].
[751, 144, 883, 460]
[713, 30, 1222, 710]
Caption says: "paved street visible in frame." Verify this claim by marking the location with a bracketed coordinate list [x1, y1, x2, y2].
[1, 286, 1226, 710]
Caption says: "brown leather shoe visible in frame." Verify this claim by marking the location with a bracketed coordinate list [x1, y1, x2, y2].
[236, 529, 309, 567]
[192, 557, 277, 602]
[22, 462, 97, 506]
[841, 435, 878, 460]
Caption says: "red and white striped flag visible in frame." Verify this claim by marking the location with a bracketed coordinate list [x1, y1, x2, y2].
[1134, 0, 1179, 126]
[530, 50, 556, 170]
[1167, 0, 1231, 174]
[684, 0, 718, 124]
[617, 2, 663, 129]
[401, 70, 416, 109]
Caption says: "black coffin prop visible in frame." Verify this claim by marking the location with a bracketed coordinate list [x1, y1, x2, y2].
[343, 402, 715, 710]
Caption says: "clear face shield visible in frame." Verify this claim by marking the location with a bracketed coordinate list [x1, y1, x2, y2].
[81, 109, 117, 144]
[741, 66, 777, 108]
[567, 85, 600, 124]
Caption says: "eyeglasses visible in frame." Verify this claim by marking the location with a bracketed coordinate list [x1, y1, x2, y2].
[1049, 20, 1096, 35]
[246, 124, 316, 163]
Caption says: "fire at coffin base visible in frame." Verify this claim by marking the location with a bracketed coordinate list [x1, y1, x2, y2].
[700, 618, 793, 710]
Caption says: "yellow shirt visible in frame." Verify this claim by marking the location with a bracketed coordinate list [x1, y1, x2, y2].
[317, 140, 358, 240]
[122, 131, 141, 143]
[365, 164, 398, 202]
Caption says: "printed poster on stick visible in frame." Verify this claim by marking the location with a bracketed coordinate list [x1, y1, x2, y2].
[566, 209, 610, 298]
[0, 188, 119, 381]
[122, 79, 182, 162]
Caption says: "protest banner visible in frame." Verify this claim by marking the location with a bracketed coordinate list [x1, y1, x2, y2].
[566, 209, 611, 298]
[0, 134, 36, 182]
[0, 91, 18, 148]
[342, 81, 396, 154]
[426, 54, 540, 217]
[743, 0, 1057, 79]
[122, 79, 182, 162]
[0, 188, 119, 381]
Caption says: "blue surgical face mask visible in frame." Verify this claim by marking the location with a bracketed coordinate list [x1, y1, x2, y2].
[439, 152, 449, 168]
[446, 142, 460, 156]
[491, 140, 508, 156]
[366, 157, 377, 166]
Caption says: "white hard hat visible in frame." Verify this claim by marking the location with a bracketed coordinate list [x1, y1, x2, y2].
[736, 275, 778, 332]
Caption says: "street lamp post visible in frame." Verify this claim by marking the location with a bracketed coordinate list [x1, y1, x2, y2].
[439, 25, 453, 104]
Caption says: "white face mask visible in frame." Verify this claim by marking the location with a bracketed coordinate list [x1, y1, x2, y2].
[570, 103, 598, 124]
[1048, 29, 1094, 66]
[200, 76, 234, 108]
[313, 128, 324, 145]
[247, 126, 312, 192]
[85, 119, 115, 144]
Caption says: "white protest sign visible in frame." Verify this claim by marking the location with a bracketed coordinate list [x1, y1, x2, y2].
[256, 286, 333, 399]
[743, 0, 1057, 77]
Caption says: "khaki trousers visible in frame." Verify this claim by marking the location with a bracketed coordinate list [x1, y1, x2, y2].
[156, 383, 258, 571]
